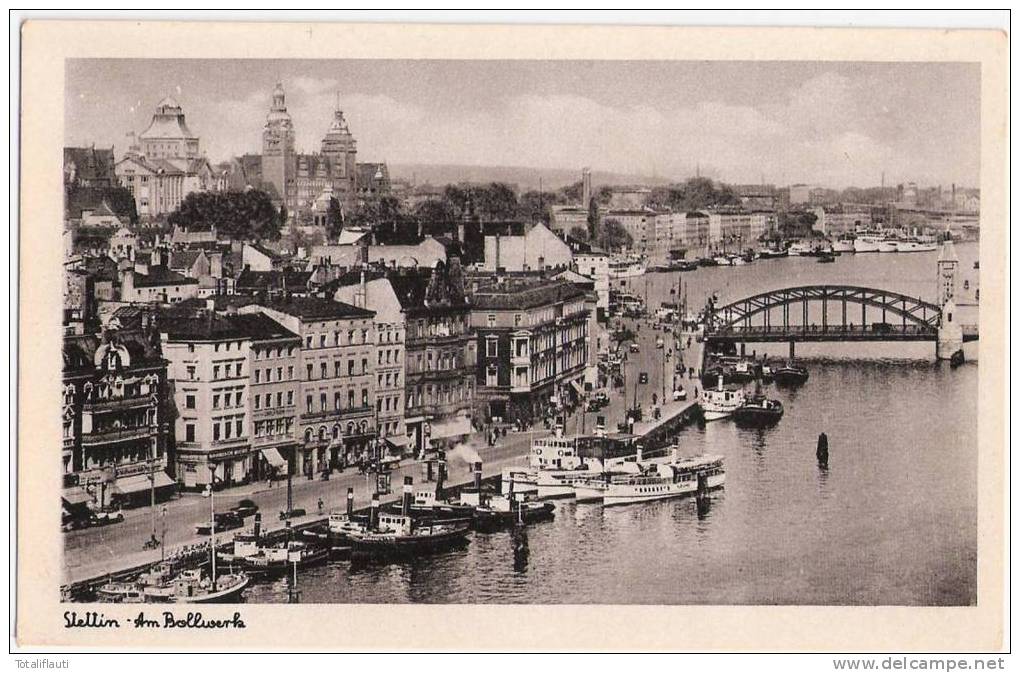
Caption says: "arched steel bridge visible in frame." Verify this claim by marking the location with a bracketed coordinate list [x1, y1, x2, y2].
[703, 285, 977, 343]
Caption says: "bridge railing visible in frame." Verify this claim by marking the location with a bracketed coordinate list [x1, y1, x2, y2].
[708, 323, 938, 337]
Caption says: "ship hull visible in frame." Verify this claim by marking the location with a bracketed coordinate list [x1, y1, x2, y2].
[603, 473, 726, 506]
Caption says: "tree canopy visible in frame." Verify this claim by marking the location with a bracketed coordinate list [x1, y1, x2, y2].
[647, 177, 740, 212]
[596, 218, 633, 252]
[168, 190, 282, 241]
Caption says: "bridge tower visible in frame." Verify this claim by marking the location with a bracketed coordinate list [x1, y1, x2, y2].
[936, 238, 963, 360]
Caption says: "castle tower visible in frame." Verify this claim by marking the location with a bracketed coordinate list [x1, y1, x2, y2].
[936, 236, 962, 360]
[262, 82, 295, 207]
[320, 92, 358, 197]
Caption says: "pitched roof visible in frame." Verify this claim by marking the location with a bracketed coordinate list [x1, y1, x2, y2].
[236, 268, 313, 292]
[133, 266, 199, 288]
[259, 296, 374, 321]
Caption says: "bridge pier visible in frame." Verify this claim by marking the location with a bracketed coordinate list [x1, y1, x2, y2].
[936, 299, 963, 361]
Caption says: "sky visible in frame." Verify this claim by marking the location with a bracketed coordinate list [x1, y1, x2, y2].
[65, 59, 980, 189]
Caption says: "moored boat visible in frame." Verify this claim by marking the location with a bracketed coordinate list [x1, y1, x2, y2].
[600, 453, 726, 506]
[348, 498, 471, 558]
[773, 364, 809, 386]
[698, 376, 746, 421]
[853, 235, 883, 253]
[142, 568, 249, 604]
[832, 236, 855, 253]
[733, 388, 785, 427]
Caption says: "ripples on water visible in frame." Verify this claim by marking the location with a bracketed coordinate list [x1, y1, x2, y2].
[245, 247, 978, 606]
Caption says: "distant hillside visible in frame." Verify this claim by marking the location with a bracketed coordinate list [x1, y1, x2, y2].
[389, 163, 677, 192]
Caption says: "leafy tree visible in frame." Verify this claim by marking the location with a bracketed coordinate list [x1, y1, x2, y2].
[168, 189, 282, 241]
[326, 197, 344, 237]
[474, 182, 518, 221]
[413, 198, 457, 226]
[518, 190, 560, 224]
[596, 218, 632, 252]
[568, 225, 589, 242]
[778, 211, 820, 239]
[559, 180, 583, 203]
[344, 195, 406, 231]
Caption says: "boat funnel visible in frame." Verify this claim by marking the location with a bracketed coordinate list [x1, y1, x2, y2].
[672, 447, 679, 464]
[402, 476, 413, 517]
[346, 487, 354, 517]
[436, 453, 446, 501]
[473, 461, 483, 493]
[253, 512, 262, 539]
[636, 447, 644, 463]
[369, 492, 380, 530]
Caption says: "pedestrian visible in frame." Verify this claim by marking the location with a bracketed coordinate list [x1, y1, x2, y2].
[317, 498, 324, 513]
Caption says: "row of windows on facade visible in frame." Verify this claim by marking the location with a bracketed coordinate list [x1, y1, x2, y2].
[376, 371, 400, 389]
[253, 416, 294, 439]
[406, 350, 465, 374]
[303, 421, 372, 444]
[306, 389, 370, 413]
[484, 332, 588, 358]
[376, 393, 402, 414]
[406, 380, 471, 409]
[409, 315, 468, 339]
[484, 348, 588, 387]
[306, 329, 370, 349]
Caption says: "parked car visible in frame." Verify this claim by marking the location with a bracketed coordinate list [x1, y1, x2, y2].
[673, 387, 687, 401]
[629, 343, 640, 353]
[195, 511, 244, 535]
[93, 509, 124, 526]
[231, 499, 259, 518]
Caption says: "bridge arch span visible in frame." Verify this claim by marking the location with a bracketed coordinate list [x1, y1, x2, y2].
[707, 285, 942, 336]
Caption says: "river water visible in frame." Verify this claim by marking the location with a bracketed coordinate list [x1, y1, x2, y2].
[245, 244, 979, 605]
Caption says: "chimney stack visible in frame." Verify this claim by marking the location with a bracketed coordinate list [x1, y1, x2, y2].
[435, 451, 446, 501]
[369, 492, 380, 530]
[401, 476, 414, 516]
[473, 461, 483, 493]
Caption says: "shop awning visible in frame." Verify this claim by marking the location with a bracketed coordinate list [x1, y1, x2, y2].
[62, 486, 92, 507]
[260, 448, 289, 473]
[570, 379, 585, 396]
[385, 435, 408, 449]
[110, 471, 175, 495]
[429, 416, 473, 441]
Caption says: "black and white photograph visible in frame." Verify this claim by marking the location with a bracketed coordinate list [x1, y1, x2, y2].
[14, 16, 1007, 653]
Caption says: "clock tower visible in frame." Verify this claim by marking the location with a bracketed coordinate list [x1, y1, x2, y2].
[262, 82, 295, 207]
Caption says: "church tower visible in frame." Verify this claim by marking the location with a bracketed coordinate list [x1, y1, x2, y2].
[320, 93, 358, 198]
[262, 82, 295, 206]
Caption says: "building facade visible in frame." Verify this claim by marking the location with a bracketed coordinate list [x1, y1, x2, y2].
[389, 261, 476, 455]
[62, 326, 173, 510]
[333, 276, 408, 454]
[243, 297, 378, 477]
[470, 278, 590, 425]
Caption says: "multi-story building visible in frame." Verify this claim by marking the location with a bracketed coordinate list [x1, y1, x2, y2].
[120, 267, 199, 304]
[470, 278, 589, 425]
[62, 325, 173, 509]
[114, 97, 214, 218]
[812, 205, 874, 237]
[549, 204, 589, 235]
[571, 251, 610, 321]
[161, 309, 256, 489]
[482, 223, 573, 272]
[388, 260, 476, 455]
[241, 296, 377, 476]
[333, 275, 408, 455]
[245, 315, 302, 482]
[707, 209, 757, 248]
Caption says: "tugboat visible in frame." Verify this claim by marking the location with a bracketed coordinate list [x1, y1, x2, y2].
[773, 363, 809, 386]
[229, 538, 329, 578]
[382, 455, 475, 521]
[816, 252, 836, 263]
[348, 491, 471, 558]
[459, 462, 554, 531]
[733, 383, 785, 427]
[698, 375, 746, 421]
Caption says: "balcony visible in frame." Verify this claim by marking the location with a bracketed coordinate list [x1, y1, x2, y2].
[83, 392, 154, 412]
[301, 404, 373, 422]
[81, 425, 154, 446]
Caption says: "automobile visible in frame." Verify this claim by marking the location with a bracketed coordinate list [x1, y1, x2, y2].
[673, 388, 687, 401]
[629, 343, 640, 353]
[279, 508, 307, 521]
[655, 337, 665, 349]
[93, 509, 124, 526]
[195, 511, 244, 535]
[231, 499, 259, 518]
